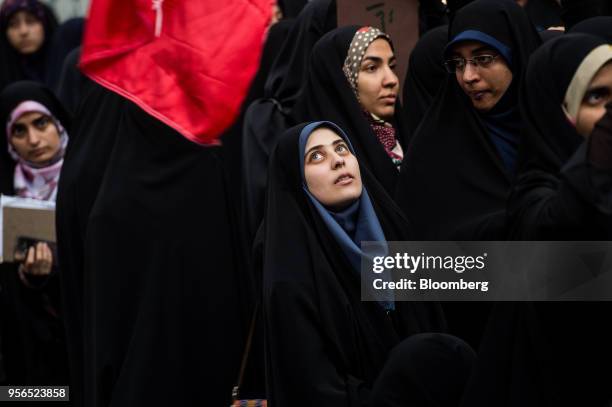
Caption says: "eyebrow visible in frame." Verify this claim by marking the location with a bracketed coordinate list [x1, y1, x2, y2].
[14, 113, 46, 126]
[452, 46, 495, 57]
[362, 55, 396, 64]
[304, 138, 345, 158]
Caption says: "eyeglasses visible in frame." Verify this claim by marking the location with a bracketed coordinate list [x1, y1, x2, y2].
[443, 54, 500, 73]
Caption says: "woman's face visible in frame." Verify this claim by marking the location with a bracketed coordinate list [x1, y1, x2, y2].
[6, 10, 45, 55]
[9, 111, 61, 164]
[575, 61, 612, 138]
[304, 127, 363, 210]
[357, 38, 399, 121]
[450, 41, 513, 112]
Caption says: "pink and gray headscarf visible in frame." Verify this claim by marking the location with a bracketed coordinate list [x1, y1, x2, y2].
[5, 99, 68, 201]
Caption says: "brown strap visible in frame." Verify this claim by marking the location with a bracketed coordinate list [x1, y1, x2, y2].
[232, 301, 260, 401]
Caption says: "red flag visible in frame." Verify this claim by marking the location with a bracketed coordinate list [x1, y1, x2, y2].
[80, 0, 272, 145]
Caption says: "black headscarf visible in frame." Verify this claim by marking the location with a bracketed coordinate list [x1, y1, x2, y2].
[220, 18, 293, 245]
[402, 24, 448, 141]
[55, 46, 86, 115]
[0, 80, 70, 195]
[538, 28, 563, 42]
[560, 0, 612, 30]
[0, 0, 58, 91]
[524, 0, 563, 31]
[263, 121, 446, 406]
[395, 0, 541, 240]
[569, 16, 612, 42]
[57, 81, 254, 406]
[509, 34, 612, 239]
[241, 0, 337, 245]
[291, 26, 409, 196]
[277, 0, 308, 19]
[505, 34, 612, 406]
[45, 17, 84, 91]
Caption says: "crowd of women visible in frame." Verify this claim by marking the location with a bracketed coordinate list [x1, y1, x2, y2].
[0, 0, 612, 406]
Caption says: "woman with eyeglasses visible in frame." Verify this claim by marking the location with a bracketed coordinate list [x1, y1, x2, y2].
[393, 0, 541, 351]
[395, 0, 541, 241]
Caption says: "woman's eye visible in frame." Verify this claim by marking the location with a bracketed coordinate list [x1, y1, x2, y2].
[389, 63, 397, 71]
[363, 64, 377, 72]
[584, 89, 609, 106]
[34, 117, 49, 129]
[11, 126, 26, 138]
[309, 151, 323, 161]
[335, 144, 348, 153]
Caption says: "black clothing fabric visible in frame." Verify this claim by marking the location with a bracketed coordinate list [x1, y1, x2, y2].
[506, 34, 612, 406]
[0, 1, 58, 91]
[263, 122, 447, 406]
[538, 28, 563, 42]
[56, 47, 86, 115]
[57, 82, 253, 406]
[46, 17, 84, 92]
[569, 16, 612, 42]
[242, 0, 337, 246]
[509, 34, 610, 240]
[418, 0, 448, 35]
[560, 0, 612, 30]
[370, 333, 476, 407]
[0, 81, 71, 387]
[291, 26, 409, 196]
[395, 0, 541, 240]
[221, 19, 293, 251]
[277, 0, 308, 18]
[56, 79, 125, 407]
[402, 25, 448, 141]
[525, 0, 563, 31]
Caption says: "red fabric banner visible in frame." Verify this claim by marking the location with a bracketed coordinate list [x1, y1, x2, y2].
[81, 0, 272, 145]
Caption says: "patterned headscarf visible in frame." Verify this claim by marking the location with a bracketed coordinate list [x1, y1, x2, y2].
[5, 100, 69, 201]
[342, 26, 402, 169]
[342, 26, 393, 98]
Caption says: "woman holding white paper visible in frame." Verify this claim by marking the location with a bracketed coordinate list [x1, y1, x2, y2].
[0, 79, 69, 385]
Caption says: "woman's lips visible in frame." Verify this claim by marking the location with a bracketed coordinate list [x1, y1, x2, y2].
[335, 174, 354, 185]
[470, 90, 490, 100]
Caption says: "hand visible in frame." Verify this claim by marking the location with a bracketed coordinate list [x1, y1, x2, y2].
[16, 242, 53, 285]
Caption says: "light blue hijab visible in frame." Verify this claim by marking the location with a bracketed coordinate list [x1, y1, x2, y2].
[298, 121, 394, 311]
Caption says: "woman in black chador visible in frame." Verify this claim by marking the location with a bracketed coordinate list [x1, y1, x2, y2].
[0, 81, 70, 386]
[395, 0, 541, 240]
[464, 34, 612, 407]
[0, 0, 58, 90]
[262, 121, 475, 406]
[291, 26, 409, 196]
[56, 81, 255, 406]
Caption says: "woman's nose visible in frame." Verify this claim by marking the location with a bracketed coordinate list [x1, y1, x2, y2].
[27, 131, 42, 145]
[332, 153, 345, 169]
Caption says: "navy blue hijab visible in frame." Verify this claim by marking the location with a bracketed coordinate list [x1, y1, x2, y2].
[298, 121, 393, 309]
[445, 28, 521, 174]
